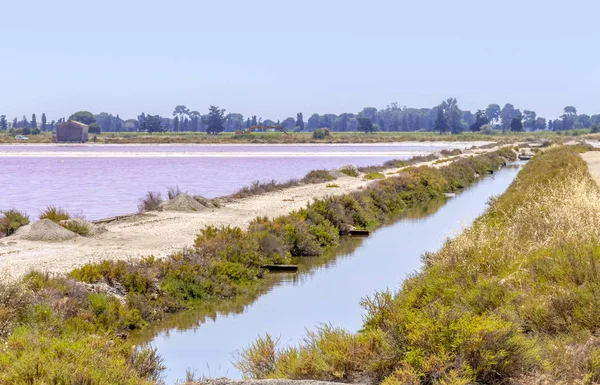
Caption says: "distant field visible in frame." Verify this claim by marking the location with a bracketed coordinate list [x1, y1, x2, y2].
[0, 130, 595, 144]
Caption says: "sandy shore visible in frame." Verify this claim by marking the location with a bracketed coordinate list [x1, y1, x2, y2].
[0, 145, 499, 281]
[581, 151, 600, 185]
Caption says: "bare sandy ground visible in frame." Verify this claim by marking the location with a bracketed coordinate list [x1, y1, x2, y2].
[581, 151, 600, 185]
[0, 145, 500, 281]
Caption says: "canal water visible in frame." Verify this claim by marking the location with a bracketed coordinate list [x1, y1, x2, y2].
[0, 143, 474, 219]
[132, 162, 523, 384]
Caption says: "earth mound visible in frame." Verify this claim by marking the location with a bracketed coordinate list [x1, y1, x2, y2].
[161, 194, 208, 212]
[59, 218, 108, 237]
[18, 219, 79, 242]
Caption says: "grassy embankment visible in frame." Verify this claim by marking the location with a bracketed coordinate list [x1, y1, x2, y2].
[236, 145, 600, 385]
[0, 149, 514, 384]
[0, 130, 593, 144]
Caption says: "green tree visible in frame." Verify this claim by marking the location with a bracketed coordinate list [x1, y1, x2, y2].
[21, 115, 29, 127]
[433, 108, 449, 134]
[485, 104, 501, 126]
[307, 114, 320, 130]
[115, 114, 122, 131]
[523, 110, 537, 131]
[31, 114, 37, 128]
[0, 115, 7, 131]
[500, 104, 517, 130]
[12, 117, 18, 128]
[564, 106, 577, 116]
[535, 117, 547, 130]
[140, 114, 164, 133]
[69, 111, 95, 125]
[296, 113, 305, 130]
[172, 105, 189, 132]
[443, 98, 462, 134]
[206, 105, 225, 134]
[189, 110, 201, 132]
[470, 110, 488, 132]
[88, 123, 101, 134]
[357, 117, 374, 133]
[41, 113, 47, 131]
[511, 114, 524, 132]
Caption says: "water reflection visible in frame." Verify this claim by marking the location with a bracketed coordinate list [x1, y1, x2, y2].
[134, 164, 522, 383]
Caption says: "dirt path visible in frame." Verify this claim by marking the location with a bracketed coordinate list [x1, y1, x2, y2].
[581, 151, 600, 185]
[0, 146, 503, 281]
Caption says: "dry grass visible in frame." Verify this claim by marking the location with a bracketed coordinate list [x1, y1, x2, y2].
[237, 146, 600, 385]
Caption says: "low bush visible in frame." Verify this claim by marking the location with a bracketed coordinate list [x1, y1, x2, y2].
[357, 165, 385, 174]
[339, 166, 359, 177]
[238, 146, 600, 384]
[0, 149, 516, 384]
[364, 172, 385, 180]
[440, 148, 462, 156]
[312, 128, 331, 139]
[232, 179, 301, 199]
[167, 185, 183, 200]
[0, 209, 30, 237]
[303, 170, 335, 184]
[39, 206, 70, 222]
[61, 220, 90, 237]
[326, 184, 339, 188]
[138, 191, 162, 212]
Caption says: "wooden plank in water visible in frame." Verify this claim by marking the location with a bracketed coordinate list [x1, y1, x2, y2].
[348, 229, 370, 237]
[263, 264, 299, 272]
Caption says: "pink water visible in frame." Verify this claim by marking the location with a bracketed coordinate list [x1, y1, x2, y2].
[0, 144, 464, 219]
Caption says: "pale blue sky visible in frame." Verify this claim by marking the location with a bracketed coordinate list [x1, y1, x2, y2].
[2, 0, 599, 121]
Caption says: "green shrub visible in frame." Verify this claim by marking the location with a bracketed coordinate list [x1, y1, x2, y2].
[312, 128, 330, 139]
[0, 209, 30, 237]
[39, 206, 70, 222]
[137, 191, 162, 212]
[339, 166, 359, 177]
[364, 172, 385, 180]
[61, 220, 90, 236]
[303, 169, 335, 184]
[326, 184, 339, 188]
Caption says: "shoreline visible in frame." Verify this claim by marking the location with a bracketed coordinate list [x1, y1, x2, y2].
[0, 150, 434, 158]
[0, 140, 491, 148]
[0, 145, 505, 281]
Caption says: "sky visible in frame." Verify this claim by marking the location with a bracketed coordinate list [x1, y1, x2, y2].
[2, 0, 600, 122]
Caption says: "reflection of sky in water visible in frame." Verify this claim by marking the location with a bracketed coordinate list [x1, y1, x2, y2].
[140, 164, 522, 384]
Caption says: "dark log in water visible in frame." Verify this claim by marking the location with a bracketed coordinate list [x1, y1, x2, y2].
[348, 229, 370, 237]
[263, 264, 299, 272]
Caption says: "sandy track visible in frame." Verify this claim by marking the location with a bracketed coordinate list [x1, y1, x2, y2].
[581, 151, 600, 185]
[0, 146, 499, 281]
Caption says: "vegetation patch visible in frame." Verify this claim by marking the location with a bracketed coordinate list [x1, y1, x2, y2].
[138, 191, 163, 212]
[364, 172, 385, 180]
[237, 146, 600, 385]
[0, 149, 515, 383]
[339, 166, 360, 177]
[0, 209, 30, 237]
[39, 206, 70, 222]
[303, 169, 336, 184]
[312, 128, 331, 140]
[326, 184, 340, 188]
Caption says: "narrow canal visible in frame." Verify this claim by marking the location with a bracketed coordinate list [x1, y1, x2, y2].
[133, 162, 524, 384]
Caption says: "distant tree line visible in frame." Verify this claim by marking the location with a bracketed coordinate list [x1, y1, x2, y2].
[3, 100, 600, 135]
